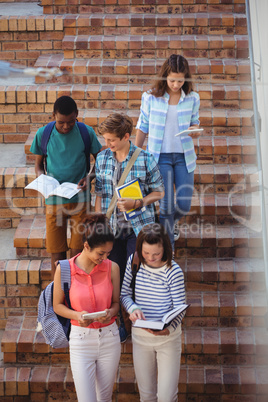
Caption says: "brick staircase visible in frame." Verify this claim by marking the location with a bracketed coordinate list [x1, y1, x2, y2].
[1, 0, 268, 400]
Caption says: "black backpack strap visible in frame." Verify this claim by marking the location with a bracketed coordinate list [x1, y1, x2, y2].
[41, 121, 55, 156]
[59, 259, 71, 309]
[129, 252, 140, 303]
[40, 121, 55, 172]
[77, 122, 91, 172]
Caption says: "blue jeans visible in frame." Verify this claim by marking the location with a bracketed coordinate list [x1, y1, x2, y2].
[158, 153, 194, 249]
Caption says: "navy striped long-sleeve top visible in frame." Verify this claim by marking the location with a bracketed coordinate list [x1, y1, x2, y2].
[120, 255, 186, 332]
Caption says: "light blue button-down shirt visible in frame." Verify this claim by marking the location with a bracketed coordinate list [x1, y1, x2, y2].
[136, 90, 200, 173]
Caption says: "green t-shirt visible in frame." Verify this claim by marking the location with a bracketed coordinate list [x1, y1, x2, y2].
[30, 123, 102, 205]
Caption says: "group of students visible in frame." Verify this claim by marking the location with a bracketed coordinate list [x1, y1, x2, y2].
[31, 54, 201, 402]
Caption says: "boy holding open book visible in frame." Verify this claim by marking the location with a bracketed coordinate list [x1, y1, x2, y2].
[29, 96, 102, 276]
[95, 112, 164, 341]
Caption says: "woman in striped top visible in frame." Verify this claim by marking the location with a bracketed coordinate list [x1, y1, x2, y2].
[135, 54, 201, 249]
[121, 223, 186, 402]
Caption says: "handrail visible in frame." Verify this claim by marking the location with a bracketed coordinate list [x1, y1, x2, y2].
[245, 0, 268, 298]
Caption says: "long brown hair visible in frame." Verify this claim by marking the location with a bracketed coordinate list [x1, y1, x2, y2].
[135, 223, 173, 268]
[151, 54, 193, 97]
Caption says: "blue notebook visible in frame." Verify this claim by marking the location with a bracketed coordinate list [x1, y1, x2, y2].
[116, 179, 146, 221]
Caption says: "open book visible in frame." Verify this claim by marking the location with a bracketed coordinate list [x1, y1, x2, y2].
[116, 178, 146, 221]
[25, 174, 81, 199]
[132, 304, 190, 330]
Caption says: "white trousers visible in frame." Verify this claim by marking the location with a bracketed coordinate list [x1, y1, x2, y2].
[69, 322, 121, 402]
[132, 325, 182, 402]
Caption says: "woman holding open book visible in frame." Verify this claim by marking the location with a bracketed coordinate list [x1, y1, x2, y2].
[120, 223, 186, 402]
[135, 54, 201, 249]
[53, 214, 121, 402]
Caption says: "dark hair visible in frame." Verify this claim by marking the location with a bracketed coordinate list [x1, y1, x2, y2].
[82, 214, 114, 249]
[136, 223, 173, 268]
[53, 96, 78, 116]
[98, 112, 133, 140]
[151, 54, 193, 97]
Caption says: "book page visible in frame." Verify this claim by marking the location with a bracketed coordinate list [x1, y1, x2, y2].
[48, 182, 80, 199]
[133, 304, 189, 329]
[162, 304, 189, 324]
[132, 319, 164, 330]
[25, 174, 60, 198]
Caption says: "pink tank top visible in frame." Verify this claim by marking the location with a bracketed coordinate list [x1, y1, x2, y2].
[69, 255, 116, 328]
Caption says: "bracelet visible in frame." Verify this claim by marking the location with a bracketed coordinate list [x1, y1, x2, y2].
[131, 307, 142, 313]
[133, 199, 137, 209]
[139, 199, 144, 208]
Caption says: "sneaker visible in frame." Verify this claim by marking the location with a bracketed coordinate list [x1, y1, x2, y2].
[174, 224, 180, 242]
[119, 323, 129, 343]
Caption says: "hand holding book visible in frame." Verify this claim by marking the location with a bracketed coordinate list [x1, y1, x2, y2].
[116, 179, 146, 220]
[25, 174, 81, 199]
[132, 304, 190, 330]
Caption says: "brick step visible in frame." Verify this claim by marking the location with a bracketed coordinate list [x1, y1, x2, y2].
[0, 259, 51, 330]
[1, 313, 267, 368]
[41, 0, 246, 16]
[27, 84, 252, 114]
[0, 16, 64, 69]
[62, 34, 249, 60]
[185, 290, 268, 328]
[74, 13, 246, 36]
[0, 163, 259, 190]
[34, 55, 251, 85]
[13, 214, 263, 259]
[13, 81, 252, 108]
[0, 12, 248, 36]
[12, 188, 262, 232]
[0, 100, 255, 143]
[24, 131, 257, 165]
[1, 361, 267, 401]
[0, 11, 247, 68]
[180, 258, 266, 293]
[60, 12, 248, 36]
[1, 257, 265, 330]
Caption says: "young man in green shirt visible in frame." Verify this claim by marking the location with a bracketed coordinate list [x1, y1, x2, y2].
[30, 96, 102, 276]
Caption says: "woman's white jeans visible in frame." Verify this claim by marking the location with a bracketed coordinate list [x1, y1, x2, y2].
[69, 322, 121, 402]
[132, 325, 182, 402]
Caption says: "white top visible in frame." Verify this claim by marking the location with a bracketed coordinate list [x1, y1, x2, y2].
[160, 104, 183, 153]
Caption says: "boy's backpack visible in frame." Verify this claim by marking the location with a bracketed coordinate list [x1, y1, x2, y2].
[40, 121, 91, 172]
[37, 259, 72, 349]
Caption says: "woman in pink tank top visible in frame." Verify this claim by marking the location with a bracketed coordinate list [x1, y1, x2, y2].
[53, 214, 121, 402]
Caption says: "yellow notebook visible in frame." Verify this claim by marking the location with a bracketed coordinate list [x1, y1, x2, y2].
[116, 179, 146, 220]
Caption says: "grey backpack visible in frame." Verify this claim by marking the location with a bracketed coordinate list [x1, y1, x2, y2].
[37, 260, 71, 349]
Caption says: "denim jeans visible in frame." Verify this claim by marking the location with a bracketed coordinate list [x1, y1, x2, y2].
[158, 153, 194, 249]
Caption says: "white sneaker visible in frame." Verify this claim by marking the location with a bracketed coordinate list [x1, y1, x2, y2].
[174, 223, 180, 241]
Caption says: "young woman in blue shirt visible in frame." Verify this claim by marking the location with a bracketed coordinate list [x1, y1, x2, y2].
[135, 54, 201, 249]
